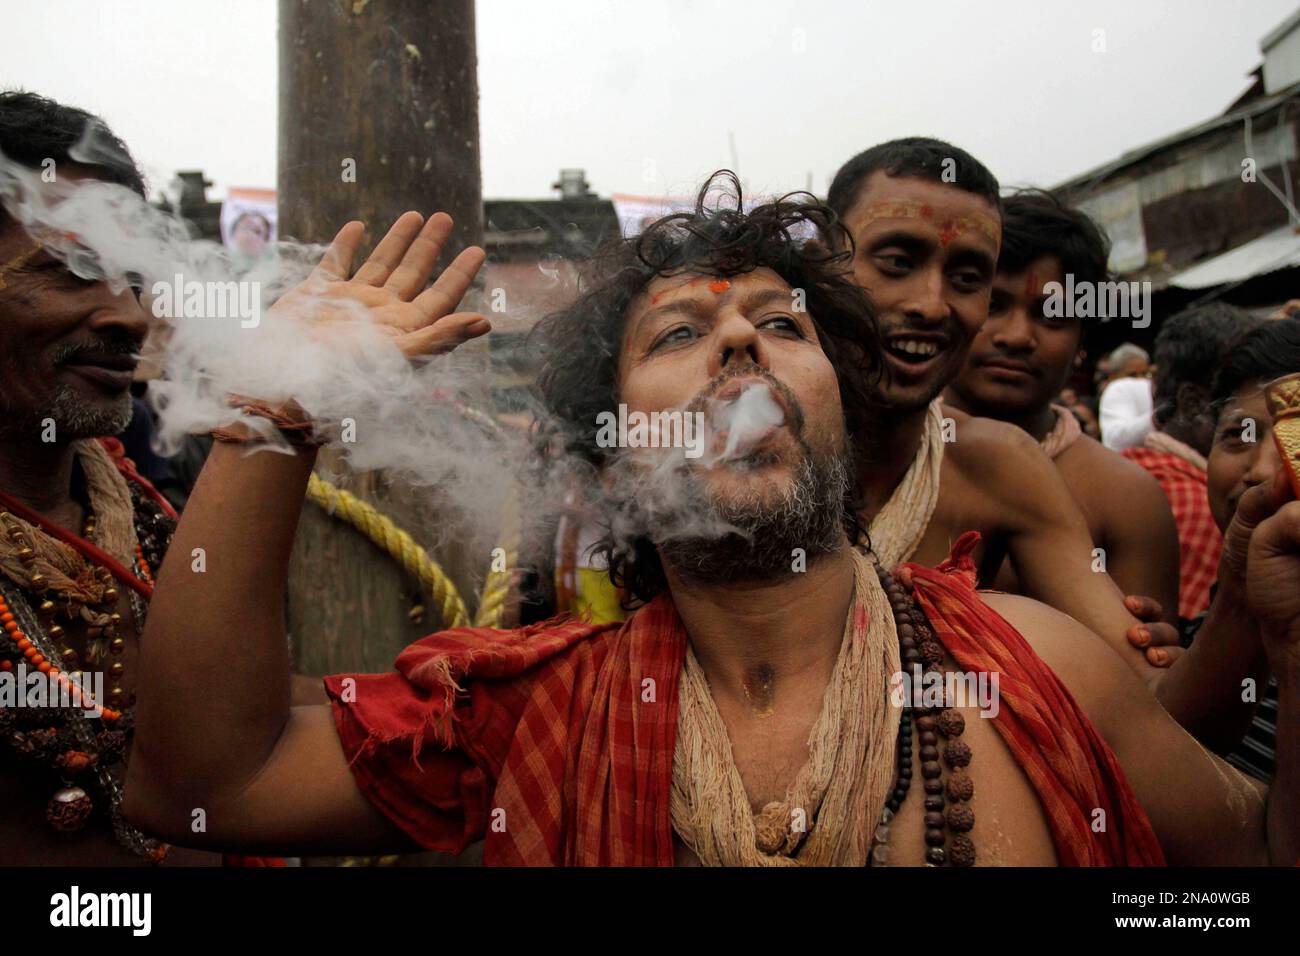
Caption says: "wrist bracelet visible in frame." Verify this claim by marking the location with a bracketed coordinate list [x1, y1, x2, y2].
[211, 396, 324, 447]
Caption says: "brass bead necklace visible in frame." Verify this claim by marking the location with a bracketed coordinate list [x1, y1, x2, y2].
[0, 491, 169, 861]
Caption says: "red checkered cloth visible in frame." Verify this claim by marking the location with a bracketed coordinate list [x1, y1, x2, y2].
[1121, 446, 1222, 619]
[325, 538, 1162, 866]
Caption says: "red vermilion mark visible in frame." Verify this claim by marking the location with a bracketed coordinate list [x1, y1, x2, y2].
[1024, 271, 1039, 299]
[708, 278, 731, 294]
[938, 222, 959, 247]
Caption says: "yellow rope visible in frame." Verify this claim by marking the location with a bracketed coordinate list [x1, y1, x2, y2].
[306, 472, 518, 871]
[472, 489, 519, 628]
[306, 472, 471, 629]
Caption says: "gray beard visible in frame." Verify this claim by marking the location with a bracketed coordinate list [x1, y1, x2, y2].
[657, 449, 851, 585]
[0, 384, 134, 441]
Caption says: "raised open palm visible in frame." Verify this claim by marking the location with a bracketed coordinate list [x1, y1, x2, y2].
[271, 210, 489, 358]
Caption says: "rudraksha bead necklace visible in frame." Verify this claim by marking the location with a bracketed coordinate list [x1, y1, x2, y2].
[867, 566, 976, 867]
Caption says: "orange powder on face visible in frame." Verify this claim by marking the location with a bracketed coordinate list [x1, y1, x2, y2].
[854, 201, 999, 247]
[1024, 271, 1040, 300]
[651, 275, 731, 306]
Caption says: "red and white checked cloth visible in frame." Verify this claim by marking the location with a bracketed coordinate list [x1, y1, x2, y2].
[324, 536, 1162, 866]
[1121, 444, 1222, 620]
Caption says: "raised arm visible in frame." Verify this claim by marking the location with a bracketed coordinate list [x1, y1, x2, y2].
[124, 212, 489, 854]
[1150, 476, 1289, 752]
[958, 417, 1168, 680]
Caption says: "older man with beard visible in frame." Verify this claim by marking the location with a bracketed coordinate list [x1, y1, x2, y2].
[124, 181, 1300, 867]
[0, 91, 220, 864]
[0, 91, 322, 866]
[562, 141, 1183, 680]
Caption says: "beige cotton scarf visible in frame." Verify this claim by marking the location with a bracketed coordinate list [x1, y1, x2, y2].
[0, 439, 138, 591]
[1040, 404, 1084, 460]
[669, 549, 902, 866]
[860, 399, 945, 570]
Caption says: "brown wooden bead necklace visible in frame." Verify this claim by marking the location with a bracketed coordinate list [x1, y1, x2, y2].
[868, 565, 976, 867]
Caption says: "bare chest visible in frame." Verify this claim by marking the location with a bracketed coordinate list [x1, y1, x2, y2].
[672, 693, 1060, 867]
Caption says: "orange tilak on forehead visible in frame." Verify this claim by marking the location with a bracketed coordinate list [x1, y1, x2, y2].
[650, 274, 732, 305]
[938, 217, 996, 247]
[856, 199, 999, 247]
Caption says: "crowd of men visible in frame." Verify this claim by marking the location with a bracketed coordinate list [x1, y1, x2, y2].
[1, 90, 1298, 867]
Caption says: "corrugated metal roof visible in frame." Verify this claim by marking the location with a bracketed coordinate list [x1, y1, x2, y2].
[1055, 80, 1300, 194]
[1168, 224, 1300, 288]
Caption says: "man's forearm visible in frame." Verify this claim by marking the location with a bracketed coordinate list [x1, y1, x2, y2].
[128, 440, 318, 809]
[1154, 580, 1267, 752]
[1015, 540, 1156, 676]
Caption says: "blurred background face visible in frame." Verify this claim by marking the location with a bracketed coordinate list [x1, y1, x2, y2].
[1207, 384, 1280, 532]
[617, 268, 848, 529]
[950, 254, 1082, 418]
[0, 168, 148, 439]
[231, 213, 270, 257]
[1109, 354, 1150, 384]
[839, 172, 1000, 415]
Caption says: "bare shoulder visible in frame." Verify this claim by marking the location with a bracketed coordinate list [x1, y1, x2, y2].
[1056, 434, 1167, 505]
[937, 406, 1082, 534]
[977, 590, 1270, 866]
[938, 405, 1054, 482]
[976, 590, 1141, 741]
[1055, 435, 1178, 572]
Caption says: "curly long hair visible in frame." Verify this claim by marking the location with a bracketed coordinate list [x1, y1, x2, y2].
[529, 171, 882, 605]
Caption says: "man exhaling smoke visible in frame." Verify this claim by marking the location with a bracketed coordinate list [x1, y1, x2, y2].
[611, 362, 851, 585]
[124, 174, 1300, 868]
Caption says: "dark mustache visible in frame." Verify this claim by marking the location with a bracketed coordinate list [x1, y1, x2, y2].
[52, 337, 139, 365]
[975, 350, 1040, 375]
[686, 363, 806, 438]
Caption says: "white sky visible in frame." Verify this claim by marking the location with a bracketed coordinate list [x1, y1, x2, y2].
[6, 0, 1299, 202]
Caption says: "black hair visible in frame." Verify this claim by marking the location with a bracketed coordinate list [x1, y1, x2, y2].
[827, 137, 1001, 221]
[1210, 315, 1300, 416]
[1153, 303, 1258, 426]
[1000, 189, 1109, 288]
[995, 189, 1111, 344]
[530, 170, 881, 604]
[0, 91, 145, 207]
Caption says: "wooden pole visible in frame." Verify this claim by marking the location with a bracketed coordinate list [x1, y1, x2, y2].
[278, 0, 488, 676]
